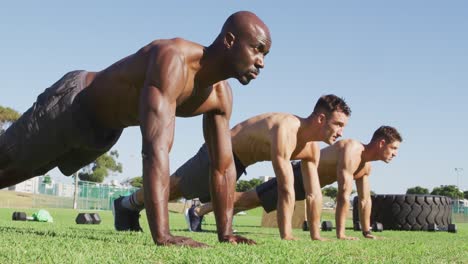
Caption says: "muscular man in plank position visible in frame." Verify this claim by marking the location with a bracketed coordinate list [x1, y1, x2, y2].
[114, 94, 351, 241]
[0, 11, 271, 247]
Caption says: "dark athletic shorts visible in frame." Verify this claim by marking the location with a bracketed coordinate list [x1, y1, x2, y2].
[176, 144, 247, 203]
[0, 70, 123, 176]
[255, 161, 306, 212]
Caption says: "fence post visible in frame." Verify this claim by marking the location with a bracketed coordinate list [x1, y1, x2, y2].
[73, 173, 79, 209]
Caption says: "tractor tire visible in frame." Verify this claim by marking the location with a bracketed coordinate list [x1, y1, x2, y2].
[353, 194, 452, 231]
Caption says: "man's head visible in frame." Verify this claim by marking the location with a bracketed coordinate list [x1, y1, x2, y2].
[216, 11, 272, 85]
[370, 126, 402, 163]
[311, 94, 351, 145]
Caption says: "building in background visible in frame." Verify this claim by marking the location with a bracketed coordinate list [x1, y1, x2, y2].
[8, 177, 41, 193]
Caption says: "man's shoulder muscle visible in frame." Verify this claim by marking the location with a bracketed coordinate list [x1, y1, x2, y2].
[202, 81, 233, 117]
[341, 139, 364, 156]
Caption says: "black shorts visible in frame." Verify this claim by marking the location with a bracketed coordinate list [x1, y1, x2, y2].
[176, 144, 246, 203]
[0, 71, 123, 176]
[255, 162, 306, 212]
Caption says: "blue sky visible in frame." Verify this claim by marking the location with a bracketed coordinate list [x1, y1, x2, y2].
[1, 1, 467, 194]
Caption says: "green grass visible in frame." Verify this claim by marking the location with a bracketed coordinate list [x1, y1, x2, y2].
[0, 207, 467, 264]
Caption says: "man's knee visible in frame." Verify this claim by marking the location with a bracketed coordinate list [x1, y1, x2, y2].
[234, 190, 261, 210]
[168, 174, 183, 201]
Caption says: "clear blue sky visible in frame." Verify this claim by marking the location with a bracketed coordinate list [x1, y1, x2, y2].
[1, 1, 467, 194]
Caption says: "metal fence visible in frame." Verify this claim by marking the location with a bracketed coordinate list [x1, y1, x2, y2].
[452, 204, 468, 223]
[2, 180, 468, 223]
[1, 180, 139, 210]
[75, 181, 138, 210]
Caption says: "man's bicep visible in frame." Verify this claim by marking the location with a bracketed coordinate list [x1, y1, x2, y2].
[203, 112, 232, 169]
[139, 48, 185, 149]
[143, 46, 186, 97]
[356, 175, 370, 198]
[270, 126, 296, 164]
[336, 153, 357, 194]
[300, 161, 319, 195]
[139, 92, 177, 157]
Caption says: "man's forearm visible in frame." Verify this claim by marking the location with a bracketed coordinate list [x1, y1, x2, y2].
[305, 193, 322, 239]
[210, 169, 235, 241]
[335, 195, 349, 238]
[142, 154, 170, 244]
[277, 190, 295, 239]
[359, 198, 372, 233]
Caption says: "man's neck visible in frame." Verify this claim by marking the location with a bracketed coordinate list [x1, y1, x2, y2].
[196, 45, 232, 87]
[361, 143, 380, 162]
[297, 116, 322, 143]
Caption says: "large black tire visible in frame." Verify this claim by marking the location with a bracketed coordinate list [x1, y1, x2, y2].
[352, 194, 452, 231]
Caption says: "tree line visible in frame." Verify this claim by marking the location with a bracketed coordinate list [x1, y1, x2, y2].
[407, 185, 467, 200]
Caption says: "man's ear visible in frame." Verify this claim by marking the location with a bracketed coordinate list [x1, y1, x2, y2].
[379, 139, 387, 148]
[224, 32, 235, 49]
[317, 113, 326, 124]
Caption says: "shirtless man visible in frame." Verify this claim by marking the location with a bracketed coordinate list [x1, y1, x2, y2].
[0, 11, 271, 247]
[114, 94, 351, 241]
[194, 126, 402, 240]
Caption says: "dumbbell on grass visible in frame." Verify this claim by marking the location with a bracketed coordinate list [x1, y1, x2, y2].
[353, 222, 362, 231]
[428, 223, 457, 233]
[321, 221, 333, 231]
[76, 213, 101, 224]
[305, 220, 365, 232]
[12, 212, 34, 221]
[371, 222, 383, 232]
[353, 222, 383, 232]
[303, 220, 333, 231]
[448, 224, 458, 233]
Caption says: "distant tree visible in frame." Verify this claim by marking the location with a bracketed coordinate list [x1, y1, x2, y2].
[78, 150, 123, 183]
[431, 185, 463, 199]
[370, 190, 376, 196]
[42, 175, 52, 184]
[129, 176, 143, 188]
[322, 187, 357, 203]
[464, 191, 468, 200]
[0, 105, 21, 133]
[322, 186, 338, 203]
[406, 186, 429, 195]
[236, 178, 263, 192]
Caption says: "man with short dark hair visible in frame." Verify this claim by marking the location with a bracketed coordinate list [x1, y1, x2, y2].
[114, 94, 351, 241]
[0, 11, 272, 247]
[192, 126, 402, 240]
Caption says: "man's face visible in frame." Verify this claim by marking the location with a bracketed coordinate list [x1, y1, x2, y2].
[321, 111, 348, 145]
[380, 140, 400, 163]
[229, 26, 271, 85]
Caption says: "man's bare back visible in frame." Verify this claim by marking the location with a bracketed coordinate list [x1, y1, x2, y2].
[232, 112, 318, 167]
[317, 139, 370, 186]
[81, 39, 229, 129]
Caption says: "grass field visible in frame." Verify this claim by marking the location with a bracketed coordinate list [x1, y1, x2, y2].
[0, 206, 467, 264]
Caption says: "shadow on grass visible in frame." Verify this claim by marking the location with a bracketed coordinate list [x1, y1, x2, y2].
[202, 222, 262, 228]
[0, 225, 142, 243]
[172, 227, 277, 237]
